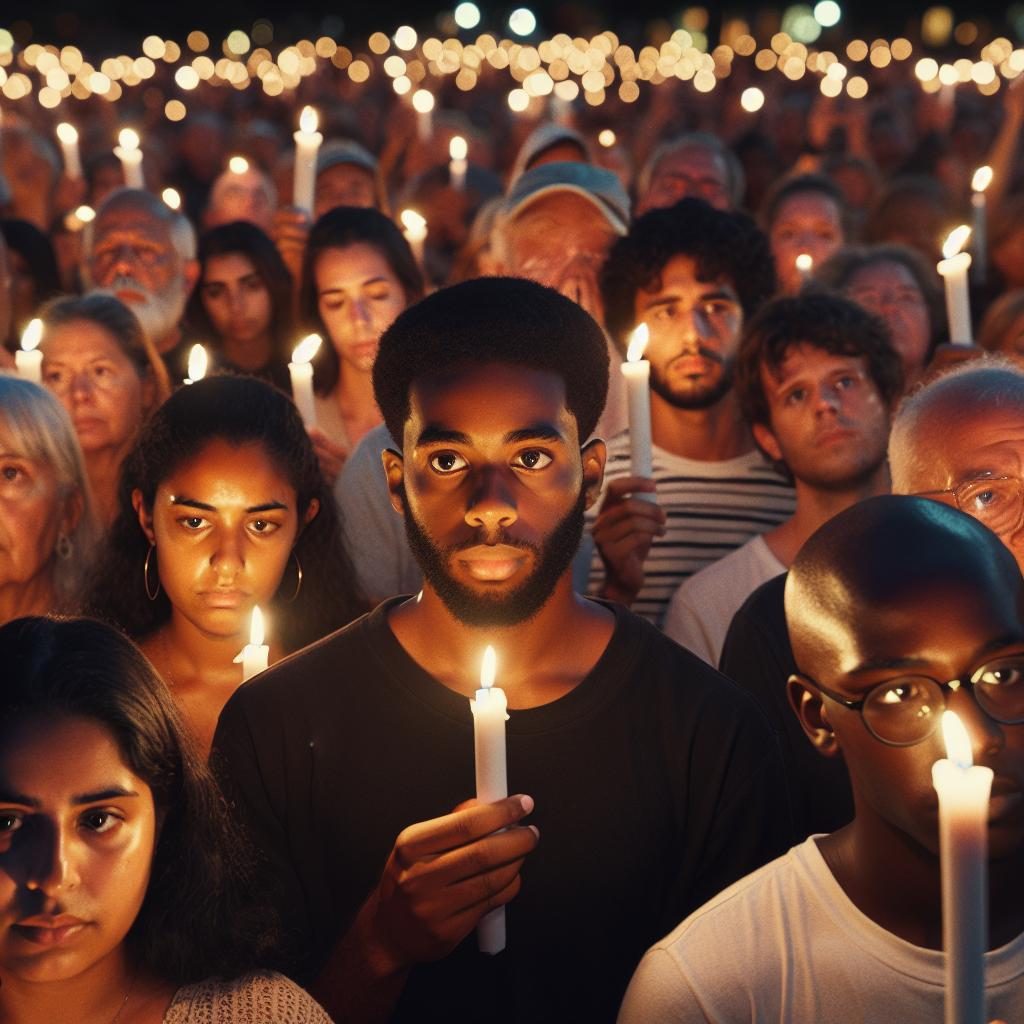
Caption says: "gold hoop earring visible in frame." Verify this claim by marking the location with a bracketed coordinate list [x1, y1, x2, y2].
[143, 544, 161, 601]
[286, 550, 303, 603]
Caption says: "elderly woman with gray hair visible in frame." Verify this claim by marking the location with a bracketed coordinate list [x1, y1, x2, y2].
[0, 374, 100, 623]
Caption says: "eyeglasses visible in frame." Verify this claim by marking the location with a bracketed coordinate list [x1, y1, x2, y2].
[795, 654, 1024, 746]
[914, 476, 1024, 537]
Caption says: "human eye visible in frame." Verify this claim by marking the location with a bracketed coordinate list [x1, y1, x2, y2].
[835, 372, 861, 391]
[0, 810, 23, 835]
[178, 514, 210, 530]
[202, 283, 225, 299]
[974, 658, 1024, 689]
[0, 461, 27, 483]
[512, 449, 553, 470]
[652, 303, 677, 323]
[783, 387, 807, 406]
[959, 478, 1013, 516]
[80, 809, 121, 834]
[249, 518, 281, 535]
[428, 451, 468, 474]
[366, 284, 393, 302]
[43, 366, 68, 386]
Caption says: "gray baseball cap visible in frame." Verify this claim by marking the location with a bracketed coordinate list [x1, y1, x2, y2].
[316, 139, 378, 176]
[504, 161, 630, 235]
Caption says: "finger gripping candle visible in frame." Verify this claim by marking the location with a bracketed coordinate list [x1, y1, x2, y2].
[469, 645, 509, 954]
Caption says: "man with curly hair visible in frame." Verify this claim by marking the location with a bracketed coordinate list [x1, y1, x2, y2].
[586, 198, 795, 625]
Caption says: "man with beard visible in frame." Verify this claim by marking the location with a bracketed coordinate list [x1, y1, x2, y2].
[587, 198, 795, 625]
[84, 188, 199, 381]
[212, 277, 791, 1024]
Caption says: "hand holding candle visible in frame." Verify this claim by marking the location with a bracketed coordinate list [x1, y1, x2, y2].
[114, 128, 145, 189]
[937, 225, 973, 346]
[184, 344, 208, 385]
[16, 319, 43, 383]
[289, 333, 322, 429]
[234, 605, 270, 681]
[621, 324, 655, 502]
[292, 106, 323, 217]
[932, 710, 993, 1024]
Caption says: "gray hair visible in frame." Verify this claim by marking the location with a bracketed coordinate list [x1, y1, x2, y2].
[0, 375, 101, 609]
[636, 132, 746, 208]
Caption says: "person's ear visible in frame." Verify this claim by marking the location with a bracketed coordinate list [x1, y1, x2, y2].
[132, 488, 156, 546]
[302, 497, 320, 526]
[581, 437, 607, 511]
[61, 488, 83, 539]
[140, 370, 157, 414]
[752, 421, 783, 464]
[382, 449, 406, 516]
[787, 674, 842, 757]
[182, 258, 201, 296]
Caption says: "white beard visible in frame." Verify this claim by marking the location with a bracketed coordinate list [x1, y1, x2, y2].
[106, 273, 189, 351]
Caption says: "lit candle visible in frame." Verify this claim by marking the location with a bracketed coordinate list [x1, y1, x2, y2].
[971, 165, 992, 285]
[234, 605, 270, 681]
[795, 252, 814, 284]
[184, 344, 208, 385]
[161, 187, 181, 211]
[64, 204, 95, 233]
[114, 128, 144, 189]
[228, 155, 249, 174]
[292, 106, 322, 217]
[16, 319, 43, 383]
[412, 88, 435, 141]
[400, 208, 428, 267]
[289, 333, 322, 429]
[937, 225, 973, 345]
[621, 324, 654, 501]
[55, 122, 82, 179]
[469, 645, 509, 955]
[449, 135, 468, 191]
[931, 710, 993, 1024]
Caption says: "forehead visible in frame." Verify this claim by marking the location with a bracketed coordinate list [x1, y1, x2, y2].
[640, 253, 735, 299]
[767, 344, 865, 383]
[315, 242, 399, 287]
[846, 261, 917, 292]
[774, 191, 841, 223]
[318, 163, 375, 189]
[508, 192, 613, 236]
[44, 319, 124, 358]
[654, 145, 726, 181]
[917, 404, 1024, 485]
[159, 438, 294, 500]
[94, 208, 171, 246]
[204, 251, 258, 279]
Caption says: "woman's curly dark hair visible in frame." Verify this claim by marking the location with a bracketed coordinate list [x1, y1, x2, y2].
[84, 375, 364, 650]
[0, 615, 283, 984]
[600, 197, 777, 352]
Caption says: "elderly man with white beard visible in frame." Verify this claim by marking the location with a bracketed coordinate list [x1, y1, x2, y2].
[83, 188, 199, 382]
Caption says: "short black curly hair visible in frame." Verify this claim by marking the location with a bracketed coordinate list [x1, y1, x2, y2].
[373, 277, 609, 444]
[600, 197, 777, 352]
[736, 291, 904, 434]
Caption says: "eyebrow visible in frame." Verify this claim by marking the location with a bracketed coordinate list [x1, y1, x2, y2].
[642, 288, 737, 310]
[170, 496, 289, 514]
[319, 276, 390, 295]
[0, 786, 140, 807]
[847, 633, 1024, 677]
[415, 424, 565, 448]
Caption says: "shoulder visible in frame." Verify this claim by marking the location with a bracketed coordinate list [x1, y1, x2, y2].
[341, 422, 397, 475]
[673, 537, 765, 601]
[165, 971, 332, 1024]
[728, 572, 789, 638]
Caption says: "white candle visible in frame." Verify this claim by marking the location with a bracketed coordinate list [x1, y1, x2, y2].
[795, 252, 813, 283]
[971, 165, 992, 285]
[289, 333, 322, 429]
[55, 122, 82, 179]
[449, 135, 468, 191]
[234, 605, 270, 681]
[114, 128, 144, 189]
[412, 89, 435, 141]
[621, 324, 655, 501]
[400, 208, 428, 267]
[16, 318, 43, 383]
[931, 710, 993, 1024]
[469, 645, 509, 955]
[184, 344, 208, 385]
[937, 225, 973, 345]
[292, 106, 322, 217]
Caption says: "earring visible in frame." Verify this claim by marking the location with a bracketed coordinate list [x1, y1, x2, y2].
[285, 550, 303, 603]
[143, 544, 161, 601]
[56, 531, 73, 560]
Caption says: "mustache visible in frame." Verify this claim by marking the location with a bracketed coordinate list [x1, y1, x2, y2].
[670, 344, 724, 365]
[106, 274, 153, 298]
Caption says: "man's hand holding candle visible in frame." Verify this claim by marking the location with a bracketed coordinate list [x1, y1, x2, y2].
[592, 476, 666, 605]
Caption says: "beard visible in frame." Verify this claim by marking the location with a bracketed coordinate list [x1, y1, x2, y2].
[650, 347, 736, 411]
[105, 273, 189, 349]
[402, 488, 587, 627]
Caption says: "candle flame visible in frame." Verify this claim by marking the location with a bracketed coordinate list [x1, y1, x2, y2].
[56, 121, 78, 144]
[942, 225, 972, 260]
[250, 605, 265, 647]
[228, 155, 249, 174]
[972, 165, 993, 193]
[626, 323, 650, 363]
[400, 208, 427, 236]
[75, 204, 95, 223]
[291, 333, 322, 364]
[412, 88, 435, 113]
[941, 709, 973, 770]
[449, 135, 468, 161]
[118, 128, 140, 151]
[481, 645, 496, 689]
[795, 253, 814, 272]
[161, 187, 181, 210]
[299, 105, 318, 134]
[21, 319, 43, 353]
[187, 344, 208, 382]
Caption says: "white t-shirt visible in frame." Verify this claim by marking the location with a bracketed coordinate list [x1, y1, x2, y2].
[662, 534, 786, 666]
[618, 837, 1024, 1024]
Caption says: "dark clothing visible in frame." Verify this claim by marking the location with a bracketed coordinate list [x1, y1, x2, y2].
[213, 598, 792, 1023]
[719, 574, 854, 841]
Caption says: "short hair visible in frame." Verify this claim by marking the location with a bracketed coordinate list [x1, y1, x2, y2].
[637, 133, 746, 208]
[0, 375, 100, 608]
[86, 188, 197, 268]
[600, 197, 776, 350]
[760, 172, 847, 232]
[736, 291, 903, 433]
[0, 616, 281, 984]
[373, 276, 609, 444]
[0, 218, 61, 305]
[300, 206, 425, 395]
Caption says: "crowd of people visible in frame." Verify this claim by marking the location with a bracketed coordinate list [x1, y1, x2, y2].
[2, 24, 1024, 1023]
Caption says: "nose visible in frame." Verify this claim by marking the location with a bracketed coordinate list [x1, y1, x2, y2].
[25, 820, 77, 897]
[464, 467, 517, 536]
[210, 530, 244, 580]
[347, 298, 372, 329]
[69, 368, 97, 401]
[815, 381, 842, 414]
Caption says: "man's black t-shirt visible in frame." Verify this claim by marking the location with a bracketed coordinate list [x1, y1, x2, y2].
[212, 598, 792, 1023]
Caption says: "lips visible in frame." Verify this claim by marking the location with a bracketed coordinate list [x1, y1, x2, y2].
[457, 545, 529, 582]
[200, 590, 248, 609]
[13, 916, 87, 947]
[815, 428, 857, 446]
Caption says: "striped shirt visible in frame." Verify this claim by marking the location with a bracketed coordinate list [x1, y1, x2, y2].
[585, 431, 796, 626]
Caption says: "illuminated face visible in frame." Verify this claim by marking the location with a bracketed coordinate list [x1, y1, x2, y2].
[136, 439, 308, 641]
[633, 254, 743, 411]
[314, 164, 377, 217]
[386, 362, 602, 626]
[206, 170, 275, 233]
[41, 319, 148, 456]
[0, 715, 156, 983]
[637, 145, 731, 214]
[770, 191, 844, 295]
[315, 243, 408, 375]
[199, 252, 274, 350]
[754, 344, 890, 490]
